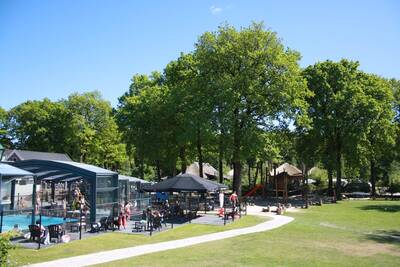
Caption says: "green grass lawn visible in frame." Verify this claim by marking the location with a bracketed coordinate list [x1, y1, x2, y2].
[96, 200, 400, 267]
[10, 215, 265, 266]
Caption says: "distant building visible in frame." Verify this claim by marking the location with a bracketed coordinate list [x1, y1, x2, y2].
[4, 149, 72, 162]
[185, 162, 220, 179]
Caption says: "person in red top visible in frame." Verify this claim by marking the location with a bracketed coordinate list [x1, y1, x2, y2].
[229, 191, 238, 207]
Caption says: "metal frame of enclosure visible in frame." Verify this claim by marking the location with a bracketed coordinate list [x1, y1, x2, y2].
[11, 160, 118, 223]
[118, 175, 151, 212]
[0, 163, 36, 232]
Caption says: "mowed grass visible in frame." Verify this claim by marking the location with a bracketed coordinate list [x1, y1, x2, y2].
[97, 200, 400, 267]
[10, 215, 265, 266]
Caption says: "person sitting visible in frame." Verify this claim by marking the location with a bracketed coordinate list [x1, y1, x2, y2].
[35, 220, 49, 244]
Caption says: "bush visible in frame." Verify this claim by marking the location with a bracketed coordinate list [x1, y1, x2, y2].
[0, 233, 15, 267]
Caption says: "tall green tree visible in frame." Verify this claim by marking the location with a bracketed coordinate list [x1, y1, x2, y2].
[303, 60, 366, 199]
[7, 99, 71, 152]
[64, 91, 127, 169]
[117, 73, 176, 179]
[195, 22, 310, 195]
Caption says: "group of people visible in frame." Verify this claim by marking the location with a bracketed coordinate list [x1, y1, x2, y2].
[141, 207, 164, 230]
[117, 201, 133, 229]
[218, 191, 238, 216]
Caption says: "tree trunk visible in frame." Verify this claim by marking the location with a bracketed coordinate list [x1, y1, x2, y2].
[197, 128, 203, 178]
[139, 156, 144, 180]
[247, 161, 252, 186]
[370, 159, 376, 198]
[218, 133, 224, 183]
[156, 160, 161, 181]
[233, 161, 242, 196]
[179, 146, 187, 174]
[232, 109, 242, 195]
[335, 139, 342, 200]
[254, 162, 259, 188]
[218, 154, 223, 184]
[328, 168, 333, 196]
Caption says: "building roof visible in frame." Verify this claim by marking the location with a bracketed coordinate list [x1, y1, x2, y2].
[5, 149, 72, 162]
[0, 163, 34, 177]
[270, 162, 303, 177]
[185, 162, 218, 178]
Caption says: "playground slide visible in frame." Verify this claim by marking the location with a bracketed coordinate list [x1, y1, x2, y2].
[244, 184, 263, 197]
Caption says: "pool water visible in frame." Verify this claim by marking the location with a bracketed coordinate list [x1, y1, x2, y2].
[1, 215, 78, 232]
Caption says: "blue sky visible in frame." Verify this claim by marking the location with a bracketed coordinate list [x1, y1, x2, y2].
[1, 0, 399, 110]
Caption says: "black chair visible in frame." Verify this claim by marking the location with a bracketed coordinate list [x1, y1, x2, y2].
[48, 224, 64, 243]
[28, 225, 42, 242]
[90, 217, 107, 233]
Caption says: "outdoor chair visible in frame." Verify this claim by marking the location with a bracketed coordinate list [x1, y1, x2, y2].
[48, 224, 64, 243]
[188, 208, 198, 220]
[90, 217, 107, 232]
[90, 222, 101, 233]
[28, 225, 42, 242]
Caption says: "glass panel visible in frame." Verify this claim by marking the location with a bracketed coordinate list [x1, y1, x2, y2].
[96, 189, 118, 205]
[0, 178, 12, 205]
[96, 203, 118, 221]
[97, 176, 114, 188]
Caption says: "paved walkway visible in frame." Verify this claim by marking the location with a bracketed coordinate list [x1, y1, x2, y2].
[27, 211, 294, 267]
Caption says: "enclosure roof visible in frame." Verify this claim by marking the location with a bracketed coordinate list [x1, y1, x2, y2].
[0, 163, 34, 177]
[5, 149, 72, 161]
[10, 159, 117, 182]
[53, 161, 116, 175]
[118, 175, 150, 184]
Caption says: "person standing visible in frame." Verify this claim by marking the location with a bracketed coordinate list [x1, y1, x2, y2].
[219, 191, 224, 209]
[229, 191, 238, 207]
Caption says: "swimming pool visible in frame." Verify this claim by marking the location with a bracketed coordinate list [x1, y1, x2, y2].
[0, 215, 78, 232]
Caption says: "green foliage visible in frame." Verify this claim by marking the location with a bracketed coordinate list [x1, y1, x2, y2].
[300, 60, 396, 196]
[6, 92, 127, 170]
[0, 233, 15, 267]
[194, 22, 311, 193]
[64, 91, 127, 169]
[8, 99, 71, 152]
[0, 107, 12, 148]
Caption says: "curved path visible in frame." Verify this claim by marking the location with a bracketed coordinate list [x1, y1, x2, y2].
[27, 213, 293, 267]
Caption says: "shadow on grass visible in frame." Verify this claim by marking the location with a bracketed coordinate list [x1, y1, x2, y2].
[359, 205, 400, 213]
[365, 230, 400, 246]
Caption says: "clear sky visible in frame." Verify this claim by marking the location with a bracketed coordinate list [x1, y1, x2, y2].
[1, 0, 399, 110]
